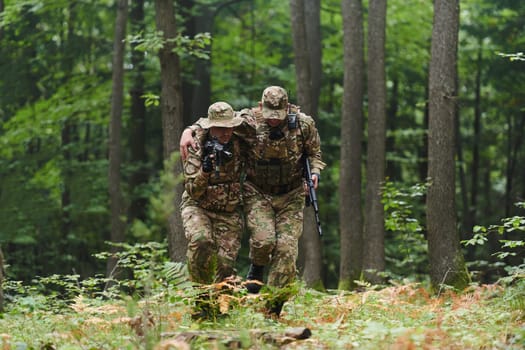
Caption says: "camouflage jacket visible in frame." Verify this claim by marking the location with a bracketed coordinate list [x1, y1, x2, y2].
[181, 129, 247, 212]
[191, 106, 325, 196]
[239, 105, 326, 195]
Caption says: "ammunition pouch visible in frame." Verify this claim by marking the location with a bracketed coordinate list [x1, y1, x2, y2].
[248, 158, 302, 195]
[199, 182, 242, 212]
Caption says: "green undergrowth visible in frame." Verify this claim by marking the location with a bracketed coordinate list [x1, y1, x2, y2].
[1, 240, 524, 349]
[1, 278, 524, 349]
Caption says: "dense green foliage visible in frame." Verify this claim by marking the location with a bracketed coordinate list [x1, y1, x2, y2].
[0, 0, 524, 289]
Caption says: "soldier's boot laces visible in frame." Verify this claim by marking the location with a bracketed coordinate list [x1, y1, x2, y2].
[245, 264, 264, 294]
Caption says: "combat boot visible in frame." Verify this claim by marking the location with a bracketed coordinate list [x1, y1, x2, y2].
[245, 264, 264, 293]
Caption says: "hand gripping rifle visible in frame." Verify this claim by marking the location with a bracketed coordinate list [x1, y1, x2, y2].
[203, 138, 233, 179]
[303, 154, 322, 236]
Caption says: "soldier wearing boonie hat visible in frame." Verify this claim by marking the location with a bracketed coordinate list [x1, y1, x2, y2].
[180, 101, 248, 286]
[199, 101, 244, 128]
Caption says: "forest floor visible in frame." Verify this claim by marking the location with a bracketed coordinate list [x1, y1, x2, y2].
[0, 280, 524, 349]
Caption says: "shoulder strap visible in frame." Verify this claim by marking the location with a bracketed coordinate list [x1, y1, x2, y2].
[290, 106, 306, 155]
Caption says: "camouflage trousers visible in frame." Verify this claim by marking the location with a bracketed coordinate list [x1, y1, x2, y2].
[243, 182, 305, 288]
[181, 202, 243, 284]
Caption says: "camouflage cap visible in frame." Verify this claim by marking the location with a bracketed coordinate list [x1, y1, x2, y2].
[199, 101, 243, 129]
[261, 86, 288, 120]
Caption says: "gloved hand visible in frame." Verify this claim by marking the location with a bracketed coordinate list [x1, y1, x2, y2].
[202, 154, 213, 173]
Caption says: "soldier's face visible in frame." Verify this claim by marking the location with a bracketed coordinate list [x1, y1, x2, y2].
[210, 127, 233, 144]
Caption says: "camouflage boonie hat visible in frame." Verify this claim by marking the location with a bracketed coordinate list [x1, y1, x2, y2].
[261, 86, 288, 120]
[200, 101, 243, 129]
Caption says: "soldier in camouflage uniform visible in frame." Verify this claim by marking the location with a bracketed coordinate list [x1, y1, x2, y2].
[181, 86, 325, 293]
[241, 86, 325, 292]
[180, 101, 247, 284]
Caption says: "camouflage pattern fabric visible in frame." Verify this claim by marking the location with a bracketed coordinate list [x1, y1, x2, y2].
[182, 131, 243, 212]
[239, 106, 325, 288]
[181, 204, 242, 284]
[243, 183, 304, 287]
[180, 129, 247, 284]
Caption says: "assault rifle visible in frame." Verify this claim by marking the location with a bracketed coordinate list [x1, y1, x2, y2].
[303, 154, 322, 236]
[203, 138, 233, 178]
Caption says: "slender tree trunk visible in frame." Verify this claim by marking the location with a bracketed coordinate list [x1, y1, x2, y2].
[290, 0, 324, 289]
[190, 7, 213, 121]
[60, 2, 77, 260]
[363, 0, 387, 284]
[426, 0, 469, 291]
[302, 0, 322, 285]
[181, 0, 213, 124]
[304, 0, 322, 113]
[290, 0, 312, 112]
[470, 42, 482, 229]
[128, 0, 148, 223]
[339, 0, 365, 290]
[107, 0, 128, 279]
[61, 121, 72, 248]
[0, 245, 4, 312]
[505, 114, 512, 217]
[505, 113, 524, 217]
[457, 103, 470, 239]
[386, 78, 400, 180]
[0, 0, 4, 284]
[0, 0, 4, 39]
[419, 84, 429, 183]
[155, 0, 187, 262]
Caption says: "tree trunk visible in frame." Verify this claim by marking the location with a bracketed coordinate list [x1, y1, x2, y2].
[426, 0, 469, 291]
[190, 6, 213, 122]
[128, 0, 148, 223]
[468, 42, 483, 232]
[457, 102, 470, 240]
[385, 78, 400, 180]
[290, 0, 312, 111]
[61, 121, 72, 252]
[363, 0, 387, 284]
[505, 113, 524, 216]
[339, 0, 365, 290]
[304, 0, 321, 113]
[181, 0, 213, 125]
[0, 245, 4, 312]
[290, 0, 324, 290]
[0, 0, 4, 39]
[107, 0, 128, 279]
[155, 0, 187, 263]
[60, 2, 77, 261]
[419, 85, 429, 183]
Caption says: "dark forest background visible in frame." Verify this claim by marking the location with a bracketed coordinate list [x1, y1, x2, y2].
[0, 0, 524, 291]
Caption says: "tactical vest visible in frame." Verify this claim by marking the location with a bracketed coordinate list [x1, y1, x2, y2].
[246, 109, 306, 195]
[186, 133, 244, 212]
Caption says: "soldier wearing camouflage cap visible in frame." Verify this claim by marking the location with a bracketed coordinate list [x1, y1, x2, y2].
[240, 86, 325, 296]
[180, 87, 325, 303]
[180, 101, 248, 284]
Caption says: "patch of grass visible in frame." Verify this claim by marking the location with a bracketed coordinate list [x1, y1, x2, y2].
[1, 280, 524, 349]
[1, 241, 523, 348]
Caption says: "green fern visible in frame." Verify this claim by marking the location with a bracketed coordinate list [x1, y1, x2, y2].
[163, 261, 190, 288]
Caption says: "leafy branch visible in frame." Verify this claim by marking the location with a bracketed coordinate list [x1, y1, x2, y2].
[462, 202, 525, 281]
[497, 52, 525, 61]
[127, 31, 212, 59]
